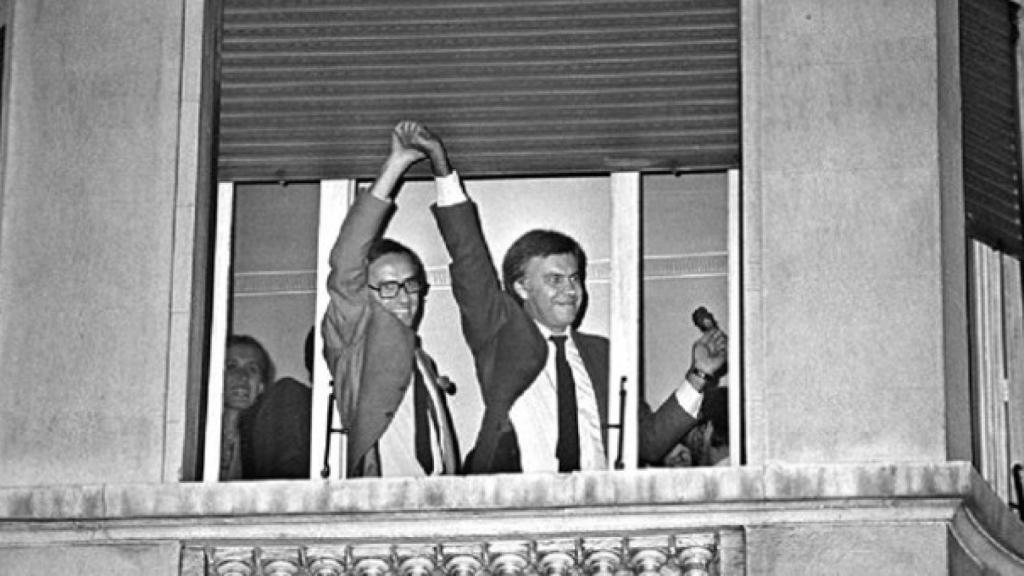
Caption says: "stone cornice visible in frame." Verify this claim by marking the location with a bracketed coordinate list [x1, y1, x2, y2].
[0, 463, 975, 522]
[0, 465, 979, 522]
[3, 462, 1022, 572]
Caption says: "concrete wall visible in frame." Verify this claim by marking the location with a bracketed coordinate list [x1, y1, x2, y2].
[0, 544, 180, 576]
[747, 523, 949, 574]
[0, 0, 189, 486]
[742, 0, 957, 464]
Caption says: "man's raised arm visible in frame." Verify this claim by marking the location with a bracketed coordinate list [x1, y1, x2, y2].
[412, 126, 513, 349]
[325, 122, 427, 319]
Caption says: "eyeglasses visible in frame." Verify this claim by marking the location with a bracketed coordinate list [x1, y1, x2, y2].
[368, 278, 423, 299]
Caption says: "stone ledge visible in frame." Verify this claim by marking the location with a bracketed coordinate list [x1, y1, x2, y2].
[3, 461, 1023, 569]
[0, 462, 973, 521]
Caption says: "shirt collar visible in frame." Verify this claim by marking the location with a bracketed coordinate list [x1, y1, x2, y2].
[533, 319, 573, 342]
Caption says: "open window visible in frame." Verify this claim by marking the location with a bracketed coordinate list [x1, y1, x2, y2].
[189, 0, 741, 481]
[200, 170, 740, 481]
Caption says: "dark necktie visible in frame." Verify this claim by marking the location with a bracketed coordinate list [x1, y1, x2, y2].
[413, 368, 434, 474]
[550, 335, 580, 472]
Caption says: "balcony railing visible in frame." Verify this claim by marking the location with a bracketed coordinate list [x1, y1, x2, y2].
[185, 534, 725, 576]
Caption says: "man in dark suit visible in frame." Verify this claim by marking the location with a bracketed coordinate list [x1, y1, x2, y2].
[321, 121, 459, 478]
[405, 123, 727, 474]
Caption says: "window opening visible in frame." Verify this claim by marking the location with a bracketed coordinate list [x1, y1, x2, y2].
[202, 171, 741, 479]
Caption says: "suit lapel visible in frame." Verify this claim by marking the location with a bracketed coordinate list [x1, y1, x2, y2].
[349, 303, 417, 473]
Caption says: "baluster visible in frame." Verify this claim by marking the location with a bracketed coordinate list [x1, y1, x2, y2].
[260, 546, 302, 576]
[581, 538, 627, 576]
[396, 544, 439, 576]
[487, 541, 531, 576]
[441, 543, 485, 576]
[211, 547, 255, 576]
[305, 546, 348, 576]
[627, 537, 670, 576]
[673, 535, 717, 576]
[536, 539, 577, 576]
[352, 544, 394, 576]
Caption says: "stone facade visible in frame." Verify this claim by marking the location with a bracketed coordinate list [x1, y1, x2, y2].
[1, 0, 1024, 574]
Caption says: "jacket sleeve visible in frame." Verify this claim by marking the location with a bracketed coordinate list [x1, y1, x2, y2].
[637, 394, 700, 464]
[321, 191, 392, 425]
[431, 201, 511, 352]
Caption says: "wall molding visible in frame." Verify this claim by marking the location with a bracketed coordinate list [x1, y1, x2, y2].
[232, 253, 729, 297]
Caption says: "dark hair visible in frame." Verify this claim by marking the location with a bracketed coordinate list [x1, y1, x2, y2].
[367, 237, 428, 290]
[303, 326, 315, 377]
[227, 334, 275, 385]
[501, 229, 587, 305]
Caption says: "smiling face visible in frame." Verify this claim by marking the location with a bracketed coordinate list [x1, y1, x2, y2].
[368, 252, 422, 328]
[223, 342, 267, 411]
[514, 253, 582, 333]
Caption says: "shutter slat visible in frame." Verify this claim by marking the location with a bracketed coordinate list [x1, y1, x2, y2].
[961, 0, 1024, 257]
[218, 0, 740, 180]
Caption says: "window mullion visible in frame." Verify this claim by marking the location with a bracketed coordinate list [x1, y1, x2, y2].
[609, 172, 641, 470]
[728, 168, 743, 466]
[202, 182, 235, 483]
[311, 179, 355, 480]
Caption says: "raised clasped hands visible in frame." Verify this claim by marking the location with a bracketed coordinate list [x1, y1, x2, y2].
[390, 120, 450, 176]
[389, 120, 429, 168]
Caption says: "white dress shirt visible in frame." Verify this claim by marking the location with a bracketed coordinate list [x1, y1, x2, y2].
[378, 369, 443, 478]
[508, 322, 608, 472]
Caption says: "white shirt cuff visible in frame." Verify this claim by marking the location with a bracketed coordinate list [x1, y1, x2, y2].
[435, 170, 468, 206]
[674, 380, 704, 418]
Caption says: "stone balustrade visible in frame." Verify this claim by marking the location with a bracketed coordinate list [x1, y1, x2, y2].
[191, 533, 718, 576]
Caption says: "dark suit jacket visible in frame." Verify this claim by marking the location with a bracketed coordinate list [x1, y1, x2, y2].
[433, 200, 698, 473]
[239, 377, 311, 479]
[322, 192, 458, 477]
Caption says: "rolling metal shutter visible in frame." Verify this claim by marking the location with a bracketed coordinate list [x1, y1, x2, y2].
[961, 0, 1024, 257]
[217, 0, 740, 181]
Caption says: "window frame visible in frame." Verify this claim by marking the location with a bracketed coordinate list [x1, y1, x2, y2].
[199, 170, 743, 481]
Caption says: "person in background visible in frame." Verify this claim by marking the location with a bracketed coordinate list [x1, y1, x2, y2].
[221, 332, 313, 480]
[220, 334, 272, 480]
[238, 329, 313, 479]
[688, 386, 730, 466]
[321, 121, 459, 478]
[661, 387, 729, 468]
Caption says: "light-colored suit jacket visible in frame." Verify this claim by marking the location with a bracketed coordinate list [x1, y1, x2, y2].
[322, 192, 458, 477]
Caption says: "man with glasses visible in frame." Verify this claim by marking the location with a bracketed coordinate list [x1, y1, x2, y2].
[322, 121, 459, 478]
[406, 122, 728, 474]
